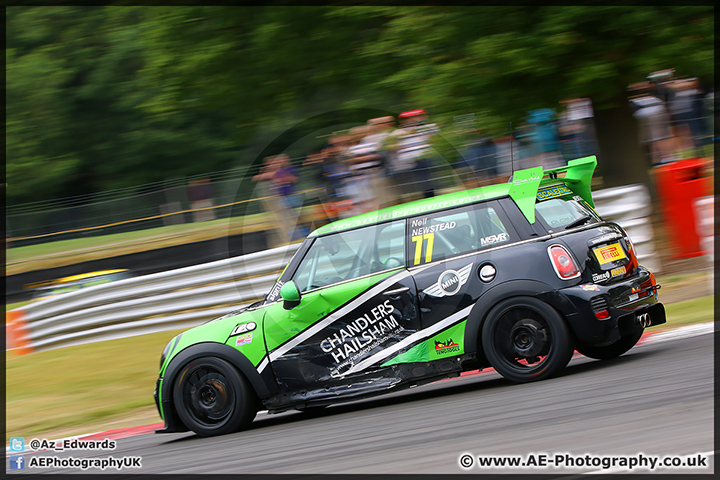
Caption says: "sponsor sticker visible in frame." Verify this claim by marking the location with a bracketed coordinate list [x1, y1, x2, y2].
[593, 242, 627, 265]
[592, 271, 610, 283]
[231, 322, 257, 336]
[611, 266, 625, 277]
[320, 299, 403, 378]
[537, 185, 572, 201]
[581, 284, 601, 291]
[266, 281, 284, 303]
[434, 338, 460, 355]
[235, 333, 253, 346]
[480, 232, 509, 246]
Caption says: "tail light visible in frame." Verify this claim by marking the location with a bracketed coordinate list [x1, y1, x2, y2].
[547, 245, 581, 280]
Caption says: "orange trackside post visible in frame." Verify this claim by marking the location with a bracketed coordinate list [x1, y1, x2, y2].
[6, 309, 34, 356]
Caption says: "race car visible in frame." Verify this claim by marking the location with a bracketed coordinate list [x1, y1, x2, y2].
[27, 269, 132, 301]
[154, 156, 666, 437]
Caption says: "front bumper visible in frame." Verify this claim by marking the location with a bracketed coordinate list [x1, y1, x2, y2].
[153, 377, 188, 434]
[555, 266, 666, 346]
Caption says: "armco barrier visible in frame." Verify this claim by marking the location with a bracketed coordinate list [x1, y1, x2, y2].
[6, 243, 300, 354]
[593, 184, 660, 274]
[6, 185, 662, 355]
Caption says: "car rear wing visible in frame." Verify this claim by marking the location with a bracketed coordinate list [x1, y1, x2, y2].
[509, 156, 597, 224]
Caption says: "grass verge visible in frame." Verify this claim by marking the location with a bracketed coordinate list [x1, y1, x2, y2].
[659, 295, 714, 330]
[6, 328, 186, 441]
[5, 295, 714, 442]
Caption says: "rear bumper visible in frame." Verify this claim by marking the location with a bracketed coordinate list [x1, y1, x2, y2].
[556, 266, 666, 346]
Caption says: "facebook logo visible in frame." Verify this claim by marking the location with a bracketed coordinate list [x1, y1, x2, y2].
[9, 437, 24, 452]
[10, 455, 25, 470]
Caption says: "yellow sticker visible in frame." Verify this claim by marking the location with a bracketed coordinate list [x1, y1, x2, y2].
[593, 242, 627, 265]
[611, 266, 625, 277]
[537, 185, 573, 201]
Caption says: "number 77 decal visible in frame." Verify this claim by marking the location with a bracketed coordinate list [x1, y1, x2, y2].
[411, 233, 435, 265]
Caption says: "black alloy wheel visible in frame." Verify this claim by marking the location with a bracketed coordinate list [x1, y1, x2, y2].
[173, 357, 257, 437]
[482, 296, 573, 383]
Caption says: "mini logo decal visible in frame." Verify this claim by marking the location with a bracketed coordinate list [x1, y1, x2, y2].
[235, 333, 253, 346]
[423, 263, 473, 297]
[231, 322, 257, 336]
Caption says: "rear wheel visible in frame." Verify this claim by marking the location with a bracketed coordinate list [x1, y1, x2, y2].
[481, 297, 573, 383]
[576, 327, 643, 360]
[173, 357, 258, 437]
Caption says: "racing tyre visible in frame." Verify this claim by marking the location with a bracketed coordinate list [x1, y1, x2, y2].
[575, 327, 643, 360]
[173, 357, 258, 437]
[481, 296, 573, 383]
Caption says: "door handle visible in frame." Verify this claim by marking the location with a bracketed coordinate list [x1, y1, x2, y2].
[383, 286, 410, 296]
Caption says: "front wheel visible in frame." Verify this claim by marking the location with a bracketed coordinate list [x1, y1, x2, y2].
[481, 297, 573, 383]
[575, 327, 643, 360]
[173, 357, 258, 437]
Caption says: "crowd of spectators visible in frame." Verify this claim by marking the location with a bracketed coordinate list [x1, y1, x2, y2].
[252, 109, 448, 243]
[629, 69, 714, 165]
[251, 73, 713, 244]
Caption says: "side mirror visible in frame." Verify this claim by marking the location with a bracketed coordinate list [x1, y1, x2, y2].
[280, 281, 302, 310]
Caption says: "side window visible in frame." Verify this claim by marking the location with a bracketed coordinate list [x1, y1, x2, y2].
[292, 220, 406, 292]
[407, 202, 516, 265]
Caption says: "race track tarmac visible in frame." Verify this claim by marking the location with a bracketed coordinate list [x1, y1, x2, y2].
[11, 330, 715, 475]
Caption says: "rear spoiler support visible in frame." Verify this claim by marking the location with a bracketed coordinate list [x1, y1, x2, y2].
[509, 156, 597, 224]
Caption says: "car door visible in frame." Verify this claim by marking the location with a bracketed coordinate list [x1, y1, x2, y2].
[262, 220, 420, 395]
[408, 201, 520, 358]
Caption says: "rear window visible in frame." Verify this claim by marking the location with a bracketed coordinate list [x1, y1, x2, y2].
[535, 197, 600, 230]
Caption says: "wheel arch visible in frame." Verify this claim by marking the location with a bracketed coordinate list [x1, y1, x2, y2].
[159, 342, 271, 433]
[464, 279, 570, 361]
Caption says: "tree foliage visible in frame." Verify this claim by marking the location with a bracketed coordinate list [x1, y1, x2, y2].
[6, 6, 713, 203]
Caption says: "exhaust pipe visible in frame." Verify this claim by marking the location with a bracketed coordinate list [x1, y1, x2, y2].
[636, 312, 650, 328]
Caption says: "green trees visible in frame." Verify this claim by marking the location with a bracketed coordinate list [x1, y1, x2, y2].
[6, 6, 713, 203]
[359, 6, 713, 185]
[6, 7, 235, 204]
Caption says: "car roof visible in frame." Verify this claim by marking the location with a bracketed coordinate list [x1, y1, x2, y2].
[309, 156, 597, 238]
